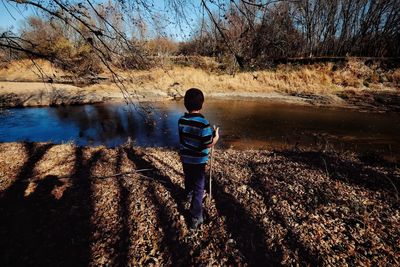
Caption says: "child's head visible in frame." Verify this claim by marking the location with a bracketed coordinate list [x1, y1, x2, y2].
[184, 88, 204, 112]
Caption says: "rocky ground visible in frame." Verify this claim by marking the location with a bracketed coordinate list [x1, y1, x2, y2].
[0, 142, 399, 266]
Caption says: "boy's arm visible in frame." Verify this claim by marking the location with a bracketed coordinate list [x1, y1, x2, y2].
[206, 126, 219, 148]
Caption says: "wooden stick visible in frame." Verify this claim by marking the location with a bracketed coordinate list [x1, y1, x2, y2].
[91, 169, 152, 179]
[134, 173, 167, 184]
[209, 146, 214, 202]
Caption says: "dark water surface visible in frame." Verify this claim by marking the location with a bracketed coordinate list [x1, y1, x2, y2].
[0, 100, 399, 160]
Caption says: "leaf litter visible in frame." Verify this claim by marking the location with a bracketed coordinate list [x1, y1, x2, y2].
[0, 142, 399, 266]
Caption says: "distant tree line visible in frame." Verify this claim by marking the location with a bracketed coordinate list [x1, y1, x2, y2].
[1, 13, 178, 75]
[1, 0, 399, 73]
[181, 0, 400, 69]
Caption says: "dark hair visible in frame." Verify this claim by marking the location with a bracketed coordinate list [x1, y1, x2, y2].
[184, 88, 204, 111]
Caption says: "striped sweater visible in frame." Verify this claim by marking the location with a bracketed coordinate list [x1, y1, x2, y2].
[178, 113, 213, 164]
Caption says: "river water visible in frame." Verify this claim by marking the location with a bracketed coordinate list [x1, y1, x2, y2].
[0, 100, 399, 161]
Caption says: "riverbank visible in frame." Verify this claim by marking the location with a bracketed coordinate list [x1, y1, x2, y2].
[0, 58, 399, 112]
[1, 81, 399, 112]
[0, 142, 398, 266]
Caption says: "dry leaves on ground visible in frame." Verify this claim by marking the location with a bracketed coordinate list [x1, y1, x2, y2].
[0, 142, 398, 266]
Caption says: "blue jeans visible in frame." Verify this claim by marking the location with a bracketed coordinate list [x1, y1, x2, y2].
[182, 163, 206, 219]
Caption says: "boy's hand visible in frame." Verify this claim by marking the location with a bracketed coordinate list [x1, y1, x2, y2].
[207, 125, 220, 148]
[213, 125, 220, 143]
[213, 126, 219, 138]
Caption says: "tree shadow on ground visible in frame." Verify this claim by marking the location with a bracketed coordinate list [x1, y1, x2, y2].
[146, 182, 192, 265]
[123, 148, 188, 218]
[211, 177, 282, 266]
[123, 147, 192, 265]
[276, 151, 399, 201]
[144, 151, 184, 178]
[114, 148, 130, 267]
[247, 162, 322, 266]
[0, 144, 100, 267]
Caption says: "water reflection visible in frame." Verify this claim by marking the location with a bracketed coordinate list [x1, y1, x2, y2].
[0, 100, 399, 161]
[46, 103, 183, 147]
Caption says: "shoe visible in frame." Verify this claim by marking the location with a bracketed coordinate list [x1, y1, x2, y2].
[190, 216, 204, 230]
[184, 192, 193, 209]
[187, 192, 193, 202]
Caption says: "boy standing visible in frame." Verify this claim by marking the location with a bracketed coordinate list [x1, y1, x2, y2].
[178, 88, 219, 230]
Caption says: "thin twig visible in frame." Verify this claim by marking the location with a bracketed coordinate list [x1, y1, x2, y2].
[135, 173, 167, 184]
[91, 169, 152, 179]
[381, 175, 399, 202]
[321, 157, 330, 178]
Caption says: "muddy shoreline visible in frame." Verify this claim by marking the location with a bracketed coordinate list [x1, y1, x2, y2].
[0, 81, 399, 113]
[0, 142, 399, 266]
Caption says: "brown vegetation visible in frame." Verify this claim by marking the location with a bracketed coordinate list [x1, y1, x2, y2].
[0, 142, 399, 265]
[1, 57, 399, 109]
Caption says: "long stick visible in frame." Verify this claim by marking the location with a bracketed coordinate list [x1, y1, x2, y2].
[209, 146, 214, 201]
[91, 169, 152, 179]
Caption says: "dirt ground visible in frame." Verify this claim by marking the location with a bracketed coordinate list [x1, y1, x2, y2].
[0, 142, 399, 266]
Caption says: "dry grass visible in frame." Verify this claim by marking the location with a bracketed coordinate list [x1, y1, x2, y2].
[81, 58, 400, 97]
[1, 58, 398, 106]
[0, 59, 69, 82]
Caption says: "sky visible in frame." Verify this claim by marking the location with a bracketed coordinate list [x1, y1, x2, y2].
[0, 0, 199, 41]
[0, 1, 35, 32]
